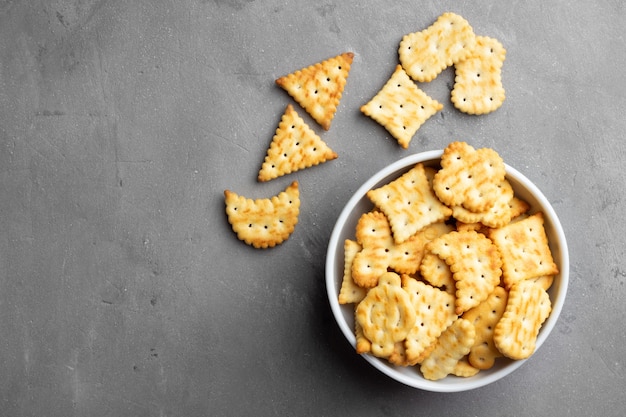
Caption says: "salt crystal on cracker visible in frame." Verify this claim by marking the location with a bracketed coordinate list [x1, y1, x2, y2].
[361, 65, 443, 149]
[276, 52, 354, 130]
[258, 104, 337, 182]
[399, 12, 477, 83]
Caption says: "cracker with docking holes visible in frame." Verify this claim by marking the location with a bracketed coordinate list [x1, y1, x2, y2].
[494, 280, 552, 360]
[355, 272, 417, 358]
[419, 250, 455, 294]
[258, 104, 337, 182]
[338, 239, 368, 304]
[401, 275, 458, 366]
[399, 12, 477, 83]
[420, 318, 476, 381]
[354, 309, 372, 354]
[426, 230, 502, 315]
[462, 286, 508, 369]
[224, 181, 300, 249]
[488, 212, 559, 289]
[351, 211, 425, 288]
[367, 163, 452, 244]
[451, 178, 529, 228]
[276, 52, 354, 131]
[360, 65, 443, 149]
[433, 141, 506, 213]
[451, 36, 506, 115]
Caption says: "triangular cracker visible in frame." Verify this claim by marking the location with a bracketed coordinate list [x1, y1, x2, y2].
[258, 104, 337, 182]
[366, 163, 452, 244]
[224, 181, 300, 249]
[276, 52, 354, 130]
[361, 65, 443, 149]
[401, 275, 458, 365]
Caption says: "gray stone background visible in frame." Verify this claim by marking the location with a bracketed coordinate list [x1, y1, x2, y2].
[1, 0, 625, 415]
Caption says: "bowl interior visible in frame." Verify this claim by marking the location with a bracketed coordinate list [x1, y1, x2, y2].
[325, 151, 569, 392]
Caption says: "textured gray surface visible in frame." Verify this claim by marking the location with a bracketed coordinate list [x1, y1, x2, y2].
[1, 0, 625, 415]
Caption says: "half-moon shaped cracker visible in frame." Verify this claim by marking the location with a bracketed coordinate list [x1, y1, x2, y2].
[224, 181, 300, 249]
[276, 52, 354, 130]
[258, 104, 337, 182]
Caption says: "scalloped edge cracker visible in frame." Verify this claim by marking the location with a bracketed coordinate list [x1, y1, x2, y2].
[276, 52, 354, 130]
[367, 163, 452, 244]
[258, 104, 337, 182]
[433, 141, 506, 213]
[462, 286, 508, 369]
[488, 212, 559, 289]
[494, 280, 552, 360]
[420, 318, 476, 381]
[361, 65, 443, 149]
[338, 239, 367, 304]
[452, 36, 506, 115]
[224, 181, 300, 249]
[399, 12, 477, 83]
[355, 272, 416, 358]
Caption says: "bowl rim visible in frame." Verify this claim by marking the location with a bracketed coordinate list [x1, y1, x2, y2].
[325, 150, 569, 392]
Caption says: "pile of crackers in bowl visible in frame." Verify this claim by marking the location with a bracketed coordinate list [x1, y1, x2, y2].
[326, 142, 569, 391]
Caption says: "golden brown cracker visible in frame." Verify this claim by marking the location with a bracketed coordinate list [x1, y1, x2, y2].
[355, 272, 417, 358]
[399, 12, 477, 83]
[338, 239, 368, 304]
[420, 318, 476, 381]
[451, 36, 506, 115]
[224, 181, 300, 249]
[452, 357, 480, 377]
[276, 52, 354, 130]
[450, 178, 518, 228]
[351, 211, 425, 288]
[433, 141, 507, 213]
[494, 280, 552, 360]
[426, 230, 502, 315]
[462, 286, 508, 369]
[488, 212, 559, 289]
[258, 104, 337, 182]
[366, 163, 452, 244]
[419, 250, 455, 293]
[401, 275, 458, 365]
[361, 65, 443, 149]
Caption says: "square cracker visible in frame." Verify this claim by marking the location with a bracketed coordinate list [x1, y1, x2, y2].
[276, 52, 354, 130]
[361, 65, 443, 149]
[338, 239, 367, 304]
[366, 163, 452, 244]
[258, 104, 337, 182]
[488, 212, 559, 289]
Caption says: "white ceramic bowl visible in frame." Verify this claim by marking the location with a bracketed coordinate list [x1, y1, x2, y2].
[325, 150, 569, 392]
